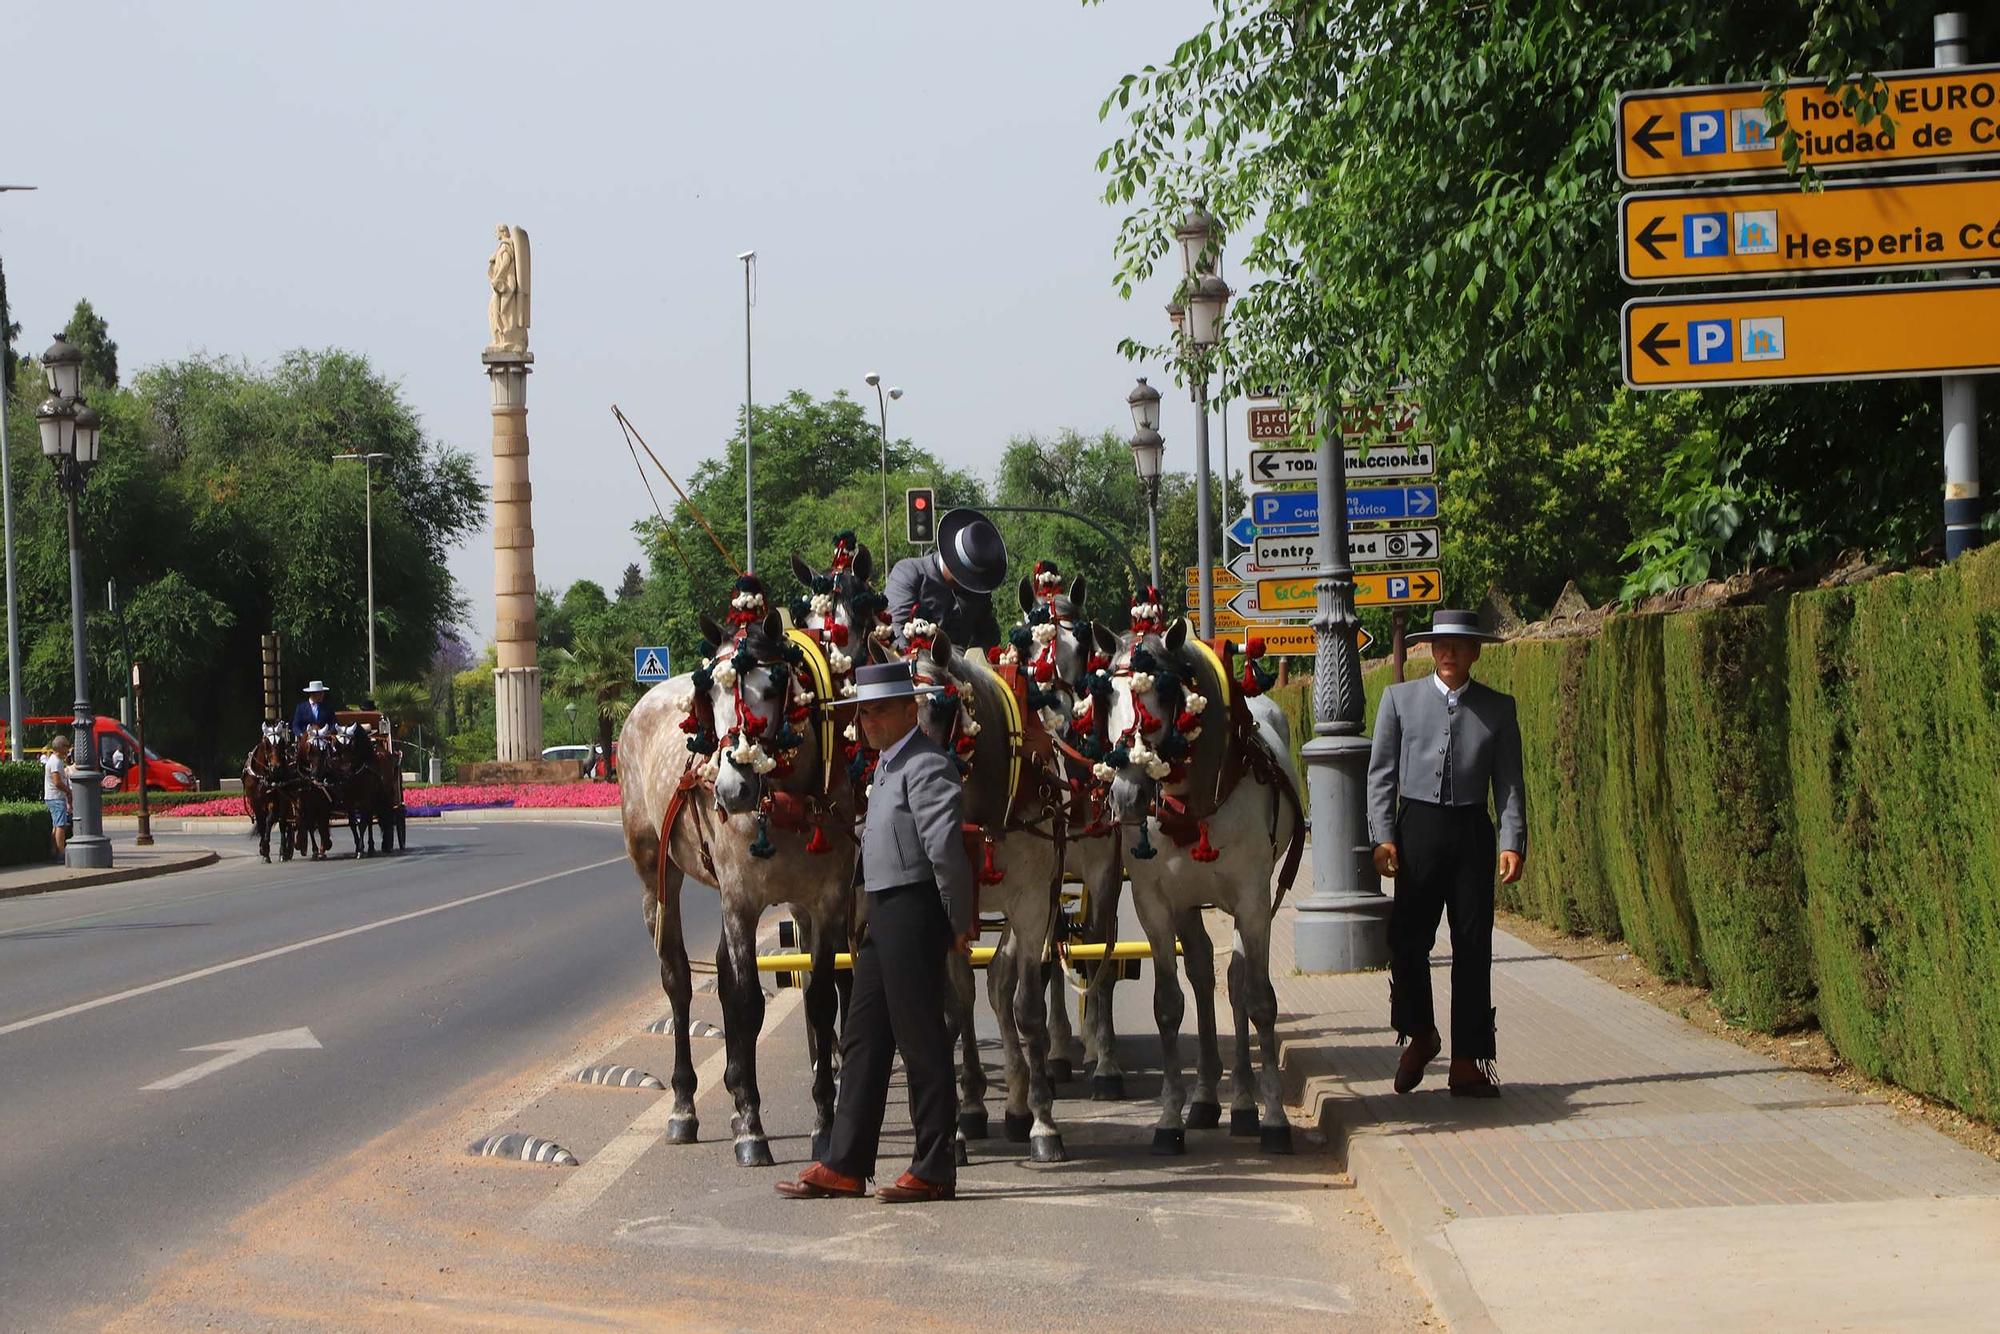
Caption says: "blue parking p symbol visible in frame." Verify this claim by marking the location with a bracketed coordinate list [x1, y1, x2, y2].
[1681, 110, 1726, 156]
[1688, 319, 1733, 365]
[1388, 576, 1409, 600]
[1683, 212, 1727, 258]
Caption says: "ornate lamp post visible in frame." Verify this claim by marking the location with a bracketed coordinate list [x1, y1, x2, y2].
[564, 700, 577, 742]
[35, 335, 111, 868]
[864, 373, 905, 558]
[1126, 377, 1164, 590]
[1170, 203, 1229, 641]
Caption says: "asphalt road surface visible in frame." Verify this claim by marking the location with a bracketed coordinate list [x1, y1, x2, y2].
[0, 823, 1428, 1331]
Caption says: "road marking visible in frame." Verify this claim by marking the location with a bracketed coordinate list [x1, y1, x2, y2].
[0, 856, 626, 1040]
[142, 1025, 322, 1091]
[525, 986, 805, 1231]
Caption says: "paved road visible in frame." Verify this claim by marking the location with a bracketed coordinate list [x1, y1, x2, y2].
[0, 822, 659, 1329]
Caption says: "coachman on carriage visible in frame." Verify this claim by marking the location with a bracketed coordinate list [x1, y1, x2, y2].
[244, 704, 407, 863]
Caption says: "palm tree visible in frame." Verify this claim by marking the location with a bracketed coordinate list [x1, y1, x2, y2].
[548, 629, 636, 780]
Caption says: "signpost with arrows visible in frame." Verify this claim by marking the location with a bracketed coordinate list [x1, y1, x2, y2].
[1250, 442, 1435, 486]
[1230, 568, 1441, 619]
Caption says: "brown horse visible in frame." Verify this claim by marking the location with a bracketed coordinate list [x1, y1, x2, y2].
[243, 723, 295, 863]
[290, 725, 338, 860]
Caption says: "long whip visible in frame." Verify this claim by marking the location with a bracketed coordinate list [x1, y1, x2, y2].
[613, 408, 703, 585]
[612, 404, 742, 577]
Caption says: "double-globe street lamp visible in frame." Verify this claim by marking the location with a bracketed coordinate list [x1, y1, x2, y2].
[1126, 376, 1164, 590]
[864, 373, 904, 559]
[1168, 203, 1230, 640]
[34, 335, 112, 868]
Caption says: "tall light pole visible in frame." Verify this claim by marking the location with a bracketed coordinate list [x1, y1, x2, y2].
[1172, 203, 1228, 641]
[35, 335, 110, 868]
[1127, 376, 1164, 590]
[333, 451, 389, 698]
[0, 183, 38, 760]
[865, 373, 903, 559]
[738, 250, 757, 572]
[1293, 376, 1391, 972]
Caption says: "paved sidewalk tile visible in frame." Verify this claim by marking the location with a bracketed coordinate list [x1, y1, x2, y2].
[1251, 904, 2000, 1331]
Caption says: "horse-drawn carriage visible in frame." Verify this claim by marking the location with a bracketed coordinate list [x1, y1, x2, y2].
[243, 710, 407, 862]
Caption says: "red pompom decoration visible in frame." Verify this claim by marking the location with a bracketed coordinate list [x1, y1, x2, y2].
[979, 840, 1005, 886]
[1246, 637, 1267, 659]
[805, 824, 831, 855]
[1033, 658, 1055, 683]
[1191, 822, 1220, 862]
[829, 623, 850, 647]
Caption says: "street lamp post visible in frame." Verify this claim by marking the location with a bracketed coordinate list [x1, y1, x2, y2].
[564, 700, 577, 742]
[865, 373, 904, 559]
[738, 250, 756, 572]
[1171, 204, 1228, 642]
[333, 451, 389, 699]
[35, 335, 111, 868]
[1127, 377, 1164, 590]
[1293, 375, 1392, 972]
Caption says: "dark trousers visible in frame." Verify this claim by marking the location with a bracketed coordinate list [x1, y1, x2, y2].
[823, 879, 957, 1186]
[1389, 799, 1498, 1060]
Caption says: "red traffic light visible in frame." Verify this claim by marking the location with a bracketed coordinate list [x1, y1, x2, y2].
[913, 495, 928, 510]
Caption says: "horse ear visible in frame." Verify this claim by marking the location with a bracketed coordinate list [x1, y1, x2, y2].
[1092, 622, 1120, 658]
[1167, 619, 1189, 653]
[698, 613, 725, 652]
[930, 627, 955, 667]
[763, 609, 784, 643]
[1070, 574, 1087, 611]
[1017, 576, 1035, 616]
[854, 545, 874, 586]
[790, 553, 815, 589]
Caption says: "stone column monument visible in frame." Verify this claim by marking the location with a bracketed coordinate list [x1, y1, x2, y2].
[483, 224, 542, 762]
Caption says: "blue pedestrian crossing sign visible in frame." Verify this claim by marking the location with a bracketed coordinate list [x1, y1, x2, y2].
[633, 646, 673, 683]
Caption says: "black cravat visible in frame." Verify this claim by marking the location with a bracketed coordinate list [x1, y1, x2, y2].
[1441, 691, 1455, 805]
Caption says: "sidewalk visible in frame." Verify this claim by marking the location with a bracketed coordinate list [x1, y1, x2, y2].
[0, 839, 219, 900]
[1262, 904, 2000, 1333]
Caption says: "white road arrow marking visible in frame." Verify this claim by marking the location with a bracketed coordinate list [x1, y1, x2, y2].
[142, 1026, 321, 1091]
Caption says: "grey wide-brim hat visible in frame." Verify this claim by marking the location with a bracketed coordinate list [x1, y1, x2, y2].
[1407, 609, 1501, 645]
[303, 680, 331, 694]
[936, 507, 1008, 595]
[833, 660, 946, 708]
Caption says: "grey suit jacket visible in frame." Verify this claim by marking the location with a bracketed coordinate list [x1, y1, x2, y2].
[1367, 678, 1526, 853]
[862, 728, 978, 937]
[884, 553, 1001, 650]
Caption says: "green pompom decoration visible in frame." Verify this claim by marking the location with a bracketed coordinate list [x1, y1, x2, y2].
[1130, 821, 1157, 860]
[749, 813, 776, 860]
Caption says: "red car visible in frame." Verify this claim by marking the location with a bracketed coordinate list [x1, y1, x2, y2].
[2, 715, 200, 793]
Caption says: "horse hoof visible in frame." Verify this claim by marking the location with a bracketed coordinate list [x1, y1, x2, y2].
[958, 1109, 989, 1140]
[955, 1138, 970, 1167]
[733, 1137, 774, 1168]
[1150, 1128, 1187, 1156]
[1230, 1108, 1260, 1137]
[1003, 1111, 1033, 1143]
[1029, 1134, 1067, 1164]
[1186, 1101, 1222, 1130]
[1047, 1057, 1074, 1084]
[1091, 1073, 1125, 1101]
[665, 1116, 698, 1145]
[1260, 1123, 1295, 1155]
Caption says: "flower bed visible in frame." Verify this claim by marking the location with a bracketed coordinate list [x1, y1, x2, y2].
[162, 782, 622, 819]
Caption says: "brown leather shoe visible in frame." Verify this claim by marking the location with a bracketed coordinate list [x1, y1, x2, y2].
[1394, 1029, 1442, 1094]
[875, 1171, 954, 1203]
[773, 1163, 866, 1199]
[1447, 1058, 1501, 1099]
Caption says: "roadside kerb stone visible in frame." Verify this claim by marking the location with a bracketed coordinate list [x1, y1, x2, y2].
[0, 847, 219, 901]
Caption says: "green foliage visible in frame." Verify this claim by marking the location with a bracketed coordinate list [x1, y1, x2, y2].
[993, 429, 1193, 601]
[0, 761, 40, 803]
[0, 800, 52, 867]
[62, 298, 119, 391]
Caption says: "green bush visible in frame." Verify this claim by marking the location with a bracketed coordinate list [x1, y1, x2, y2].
[0, 800, 53, 866]
[1663, 603, 1812, 1030]
[0, 761, 41, 803]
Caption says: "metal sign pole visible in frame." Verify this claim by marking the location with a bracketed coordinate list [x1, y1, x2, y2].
[1938, 13, 1983, 560]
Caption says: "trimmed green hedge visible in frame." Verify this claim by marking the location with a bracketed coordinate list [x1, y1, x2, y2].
[0, 761, 41, 803]
[0, 800, 53, 867]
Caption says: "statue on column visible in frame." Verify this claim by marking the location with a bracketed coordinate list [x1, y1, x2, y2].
[487, 224, 532, 353]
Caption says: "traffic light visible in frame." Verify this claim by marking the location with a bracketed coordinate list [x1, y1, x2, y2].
[905, 487, 935, 545]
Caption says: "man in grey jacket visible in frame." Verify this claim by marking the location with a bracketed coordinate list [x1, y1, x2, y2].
[1367, 610, 1526, 1098]
[777, 659, 976, 1203]
[882, 507, 1006, 650]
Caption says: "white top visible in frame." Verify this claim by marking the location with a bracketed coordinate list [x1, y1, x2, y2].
[42, 751, 67, 800]
[1431, 672, 1465, 710]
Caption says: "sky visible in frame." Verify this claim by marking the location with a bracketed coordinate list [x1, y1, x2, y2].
[2, 0, 1226, 648]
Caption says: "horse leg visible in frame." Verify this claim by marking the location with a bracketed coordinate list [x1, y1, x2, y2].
[716, 899, 773, 1166]
[1226, 946, 1259, 1135]
[947, 950, 986, 1159]
[1043, 954, 1076, 1083]
[1234, 901, 1292, 1154]
[986, 924, 1029, 1142]
[644, 850, 700, 1145]
[1176, 906, 1224, 1131]
[803, 908, 844, 1162]
[1084, 868, 1127, 1100]
[1011, 888, 1065, 1163]
[1131, 876, 1189, 1154]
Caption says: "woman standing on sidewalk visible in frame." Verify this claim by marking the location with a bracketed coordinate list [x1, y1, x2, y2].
[1366, 610, 1526, 1098]
[43, 735, 73, 859]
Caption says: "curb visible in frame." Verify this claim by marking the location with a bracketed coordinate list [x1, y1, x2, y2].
[0, 849, 220, 901]
[1279, 1022, 1498, 1333]
[101, 808, 623, 832]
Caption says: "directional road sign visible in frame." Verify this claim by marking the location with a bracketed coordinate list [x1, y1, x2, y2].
[634, 645, 673, 683]
[1252, 526, 1441, 571]
[1213, 624, 1373, 656]
[1244, 399, 1422, 444]
[1252, 485, 1437, 529]
[1617, 64, 2000, 183]
[1623, 280, 2000, 390]
[1228, 515, 1263, 546]
[1621, 172, 2000, 283]
[1230, 568, 1442, 619]
[1249, 441, 1436, 487]
[1184, 566, 1243, 588]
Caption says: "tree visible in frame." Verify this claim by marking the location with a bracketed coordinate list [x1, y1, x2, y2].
[62, 298, 118, 390]
[0, 258, 18, 394]
[615, 562, 644, 602]
[992, 429, 1195, 601]
[549, 628, 635, 772]
[1094, 1, 1994, 598]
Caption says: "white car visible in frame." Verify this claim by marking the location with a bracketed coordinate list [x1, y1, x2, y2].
[541, 744, 592, 770]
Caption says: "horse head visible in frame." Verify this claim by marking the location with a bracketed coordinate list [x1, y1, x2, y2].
[1096, 587, 1211, 834]
[690, 576, 814, 819]
[1005, 560, 1104, 742]
[789, 530, 886, 699]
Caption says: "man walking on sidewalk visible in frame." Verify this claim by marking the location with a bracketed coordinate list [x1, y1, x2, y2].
[1367, 610, 1526, 1097]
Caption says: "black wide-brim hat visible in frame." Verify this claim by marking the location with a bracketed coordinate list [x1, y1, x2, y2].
[936, 507, 1008, 596]
[1407, 609, 1501, 645]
